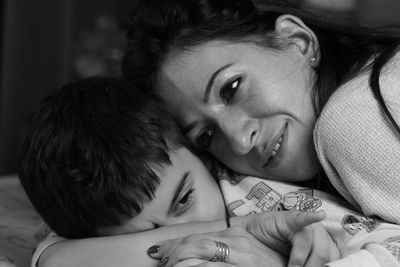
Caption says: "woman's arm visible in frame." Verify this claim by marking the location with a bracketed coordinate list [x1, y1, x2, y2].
[39, 211, 314, 267]
[149, 211, 337, 267]
[38, 220, 228, 267]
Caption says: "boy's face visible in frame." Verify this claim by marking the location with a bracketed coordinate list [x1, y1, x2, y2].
[99, 147, 226, 235]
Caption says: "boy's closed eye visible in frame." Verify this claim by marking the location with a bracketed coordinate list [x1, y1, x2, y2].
[97, 148, 225, 236]
[168, 172, 196, 217]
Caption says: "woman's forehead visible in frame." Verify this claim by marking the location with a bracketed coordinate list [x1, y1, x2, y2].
[161, 40, 275, 77]
[159, 42, 238, 89]
[156, 48, 213, 98]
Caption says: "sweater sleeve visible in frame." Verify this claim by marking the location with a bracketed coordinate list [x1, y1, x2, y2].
[326, 246, 400, 267]
[327, 223, 400, 267]
[326, 249, 383, 267]
[314, 52, 400, 224]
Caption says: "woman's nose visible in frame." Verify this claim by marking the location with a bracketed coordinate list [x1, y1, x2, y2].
[219, 117, 258, 156]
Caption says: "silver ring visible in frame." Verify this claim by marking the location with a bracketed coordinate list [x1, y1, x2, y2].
[211, 241, 229, 262]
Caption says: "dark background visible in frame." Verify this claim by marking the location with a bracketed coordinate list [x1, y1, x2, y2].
[0, 0, 137, 175]
[1, 0, 399, 176]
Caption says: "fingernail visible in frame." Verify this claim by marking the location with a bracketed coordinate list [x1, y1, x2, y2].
[147, 245, 160, 255]
[158, 257, 169, 267]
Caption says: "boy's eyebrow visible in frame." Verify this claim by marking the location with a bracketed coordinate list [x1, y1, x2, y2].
[168, 171, 190, 215]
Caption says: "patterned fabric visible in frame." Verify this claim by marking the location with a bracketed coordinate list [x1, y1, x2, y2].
[212, 161, 400, 267]
[382, 236, 400, 263]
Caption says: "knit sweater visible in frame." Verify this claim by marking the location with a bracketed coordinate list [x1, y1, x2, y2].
[314, 51, 400, 224]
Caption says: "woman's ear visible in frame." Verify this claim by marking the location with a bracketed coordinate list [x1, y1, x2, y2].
[274, 14, 320, 63]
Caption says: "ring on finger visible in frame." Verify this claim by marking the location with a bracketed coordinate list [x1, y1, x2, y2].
[210, 241, 229, 262]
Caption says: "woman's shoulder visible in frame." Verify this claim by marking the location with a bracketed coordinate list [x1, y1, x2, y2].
[313, 48, 400, 165]
[316, 49, 400, 132]
[314, 69, 372, 142]
[379, 49, 400, 104]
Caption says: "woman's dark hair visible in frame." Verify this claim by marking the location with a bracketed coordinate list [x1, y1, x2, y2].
[18, 77, 187, 238]
[122, 0, 400, 136]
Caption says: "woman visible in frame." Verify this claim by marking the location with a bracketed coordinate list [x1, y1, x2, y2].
[122, 0, 400, 223]
[121, 0, 400, 264]
[35, 0, 400, 266]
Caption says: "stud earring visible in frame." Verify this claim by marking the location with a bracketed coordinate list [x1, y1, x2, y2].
[310, 56, 318, 67]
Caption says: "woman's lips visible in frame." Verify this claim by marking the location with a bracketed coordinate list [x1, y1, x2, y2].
[263, 122, 288, 168]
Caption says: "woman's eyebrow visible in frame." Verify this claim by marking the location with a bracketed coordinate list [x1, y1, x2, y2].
[203, 63, 233, 103]
[167, 171, 190, 215]
[183, 121, 197, 135]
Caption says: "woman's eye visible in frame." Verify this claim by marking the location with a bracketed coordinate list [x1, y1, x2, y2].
[220, 77, 241, 103]
[196, 128, 215, 148]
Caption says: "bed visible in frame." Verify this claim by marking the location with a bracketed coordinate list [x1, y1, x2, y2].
[0, 175, 42, 267]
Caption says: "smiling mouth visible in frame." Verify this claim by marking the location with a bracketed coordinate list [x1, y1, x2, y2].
[265, 135, 284, 166]
[263, 122, 288, 167]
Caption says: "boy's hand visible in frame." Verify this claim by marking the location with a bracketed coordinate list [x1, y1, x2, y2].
[289, 221, 340, 267]
[243, 210, 340, 267]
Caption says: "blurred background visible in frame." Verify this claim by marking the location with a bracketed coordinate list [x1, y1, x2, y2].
[1, 0, 400, 176]
[0, 0, 137, 176]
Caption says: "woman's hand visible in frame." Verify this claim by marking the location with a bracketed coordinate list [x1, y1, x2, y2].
[148, 211, 339, 267]
[288, 222, 340, 267]
[242, 210, 340, 267]
[147, 226, 287, 267]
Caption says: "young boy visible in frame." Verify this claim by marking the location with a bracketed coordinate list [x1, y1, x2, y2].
[17, 77, 227, 239]
[18, 77, 400, 267]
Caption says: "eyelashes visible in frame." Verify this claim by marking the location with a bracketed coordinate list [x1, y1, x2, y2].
[173, 188, 195, 217]
[220, 76, 241, 104]
[179, 188, 194, 205]
[195, 76, 242, 148]
[196, 127, 215, 148]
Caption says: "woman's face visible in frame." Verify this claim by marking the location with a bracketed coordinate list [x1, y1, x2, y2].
[156, 41, 320, 182]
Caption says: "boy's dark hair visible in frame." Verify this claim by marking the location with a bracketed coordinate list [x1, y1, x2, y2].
[18, 77, 186, 239]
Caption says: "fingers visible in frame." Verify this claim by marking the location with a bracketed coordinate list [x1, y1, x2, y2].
[152, 237, 232, 267]
[147, 228, 285, 267]
[173, 259, 232, 267]
[187, 262, 231, 267]
[148, 234, 217, 260]
[288, 228, 313, 267]
[284, 210, 326, 236]
[245, 210, 326, 243]
[173, 258, 207, 267]
[289, 223, 340, 267]
[303, 225, 340, 267]
[234, 211, 326, 257]
[165, 238, 217, 266]
[148, 228, 249, 261]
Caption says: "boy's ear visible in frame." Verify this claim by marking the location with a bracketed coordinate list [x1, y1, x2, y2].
[274, 14, 320, 62]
